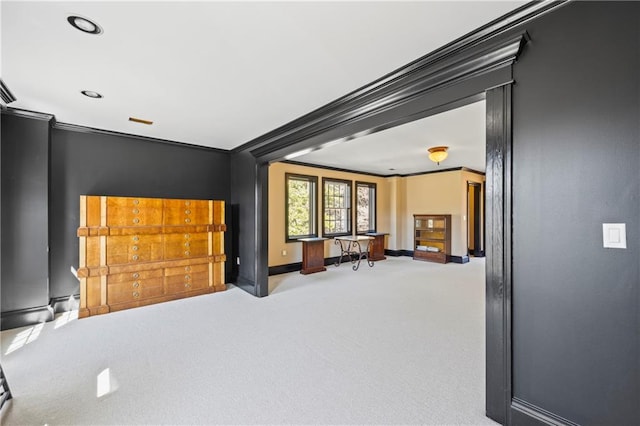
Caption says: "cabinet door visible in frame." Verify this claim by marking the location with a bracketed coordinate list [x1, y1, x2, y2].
[164, 199, 210, 225]
[106, 234, 163, 265]
[106, 197, 163, 226]
[165, 263, 209, 293]
[165, 271, 209, 293]
[164, 233, 208, 259]
[107, 277, 164, 304]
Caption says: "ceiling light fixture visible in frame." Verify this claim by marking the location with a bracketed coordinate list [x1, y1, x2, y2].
[129, 117, 154, 125]
[428, 146, 449, 165]
[81, 90, 103, 99]
[67, 15, 103, 35]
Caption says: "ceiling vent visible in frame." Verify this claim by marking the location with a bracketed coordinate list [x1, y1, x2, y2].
[0, 79, 17, 105]
[129, 117, 153, 125]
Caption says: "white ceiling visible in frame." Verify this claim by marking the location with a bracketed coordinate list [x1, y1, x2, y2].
[1, 1, 525, 167]
[293, 99, 486, 175]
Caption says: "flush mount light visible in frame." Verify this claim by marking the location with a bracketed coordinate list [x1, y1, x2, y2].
[67, 15, 103, 35]
[81, 90, 103, 99]
[129, 117, 154, 125]
[427, 146, 449, 165]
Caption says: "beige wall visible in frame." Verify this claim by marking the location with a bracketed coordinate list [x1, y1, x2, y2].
[268, 162, 484, 266]
[268, 162, 390, 266]
[401, 169, 485, 256]
[386, 176, 405, 251]
[403, 170, 464, 255]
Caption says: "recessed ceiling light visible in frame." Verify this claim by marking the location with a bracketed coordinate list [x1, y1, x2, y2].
[129, 117, 154, 125]
[67, 15, 103, 35]
[81, 90, 103, 99]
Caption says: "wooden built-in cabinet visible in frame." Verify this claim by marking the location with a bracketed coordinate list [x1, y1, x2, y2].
[77, 196, 226, 318]
[413, 214, 451, 264]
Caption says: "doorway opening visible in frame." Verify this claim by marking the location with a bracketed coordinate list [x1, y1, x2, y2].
[467, 181, 485, 257]
[249, 30, 525, 424]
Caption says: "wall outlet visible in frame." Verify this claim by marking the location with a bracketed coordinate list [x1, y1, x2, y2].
[281, 249, 287, 256]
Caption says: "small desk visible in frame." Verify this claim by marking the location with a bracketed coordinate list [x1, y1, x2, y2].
[298, 237, 328, 274]
[365, 232, 388, 261]
[334, 235, 374, 271]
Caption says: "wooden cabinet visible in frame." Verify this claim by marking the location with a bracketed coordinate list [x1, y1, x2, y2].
[413, 214, 451, 264]
[77, 196, 226, 318]
[299, 237, 328, 274]
[365, 232, 388, 261]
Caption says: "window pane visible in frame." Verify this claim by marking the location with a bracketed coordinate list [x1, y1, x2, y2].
[286, 175, 316, 239]
[356, 183, 376, 233]
[323, 179, 351, 236]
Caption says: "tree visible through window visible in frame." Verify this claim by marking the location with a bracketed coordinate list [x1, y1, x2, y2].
[323, 178, 351, 236]
[286, 174, 317, 240]
[356, 182, 376, 233]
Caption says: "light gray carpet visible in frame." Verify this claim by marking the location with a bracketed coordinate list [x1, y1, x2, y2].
[0, 257, 496, 425]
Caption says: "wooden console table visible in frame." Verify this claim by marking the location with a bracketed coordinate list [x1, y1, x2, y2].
[334, 235, 374, 271]
[299, 237, 328, 274]
[365, 232, 388, 261]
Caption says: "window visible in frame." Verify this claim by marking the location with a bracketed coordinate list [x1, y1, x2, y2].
[356, 181, 376, 234]
[322, 178, 352, 236]
[286, 173, 317, 241]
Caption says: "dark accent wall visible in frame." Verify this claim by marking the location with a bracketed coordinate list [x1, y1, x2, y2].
[49, 126, 231, 301]
[229, 151, 268, 297]
[1, 113, 51, 312]
[510, 1, 639, 424]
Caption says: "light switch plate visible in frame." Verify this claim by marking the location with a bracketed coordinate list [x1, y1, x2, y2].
[603, 223, 626, 249]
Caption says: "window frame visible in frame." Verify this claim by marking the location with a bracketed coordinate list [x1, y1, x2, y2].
[355, 181, 377, 235]
[321, 177, 352, 238]
[285, 173, 318, 242]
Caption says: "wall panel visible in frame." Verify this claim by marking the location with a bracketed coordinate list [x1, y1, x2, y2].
[49, 127, 231, 304]
[510, 2, 639, 423]
[1, 113, 51, 316]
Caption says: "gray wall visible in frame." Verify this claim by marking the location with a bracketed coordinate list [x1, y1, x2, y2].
[1, 113, 50, 312]
[511, 1, 639, 423]
[1, 114, 231, 326]
[229, 150, 269, 296]
[49, 127, 232, 301]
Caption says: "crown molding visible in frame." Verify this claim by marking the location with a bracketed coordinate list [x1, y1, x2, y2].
[282, 160, 388, 178]
[234, 1, 567, 159]
[281, 161, 484, 179]
[0, 78, 17, 104]
[248, 32, 527, 161]
[53, 122, 230, 154]
[400, 166, 485, 178]
[2, 107, 54, 122]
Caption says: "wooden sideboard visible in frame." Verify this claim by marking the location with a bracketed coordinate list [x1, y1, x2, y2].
[298, 237, 328, 274]
[77, 196, 226, 318]
[365, 232, 388, 261]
